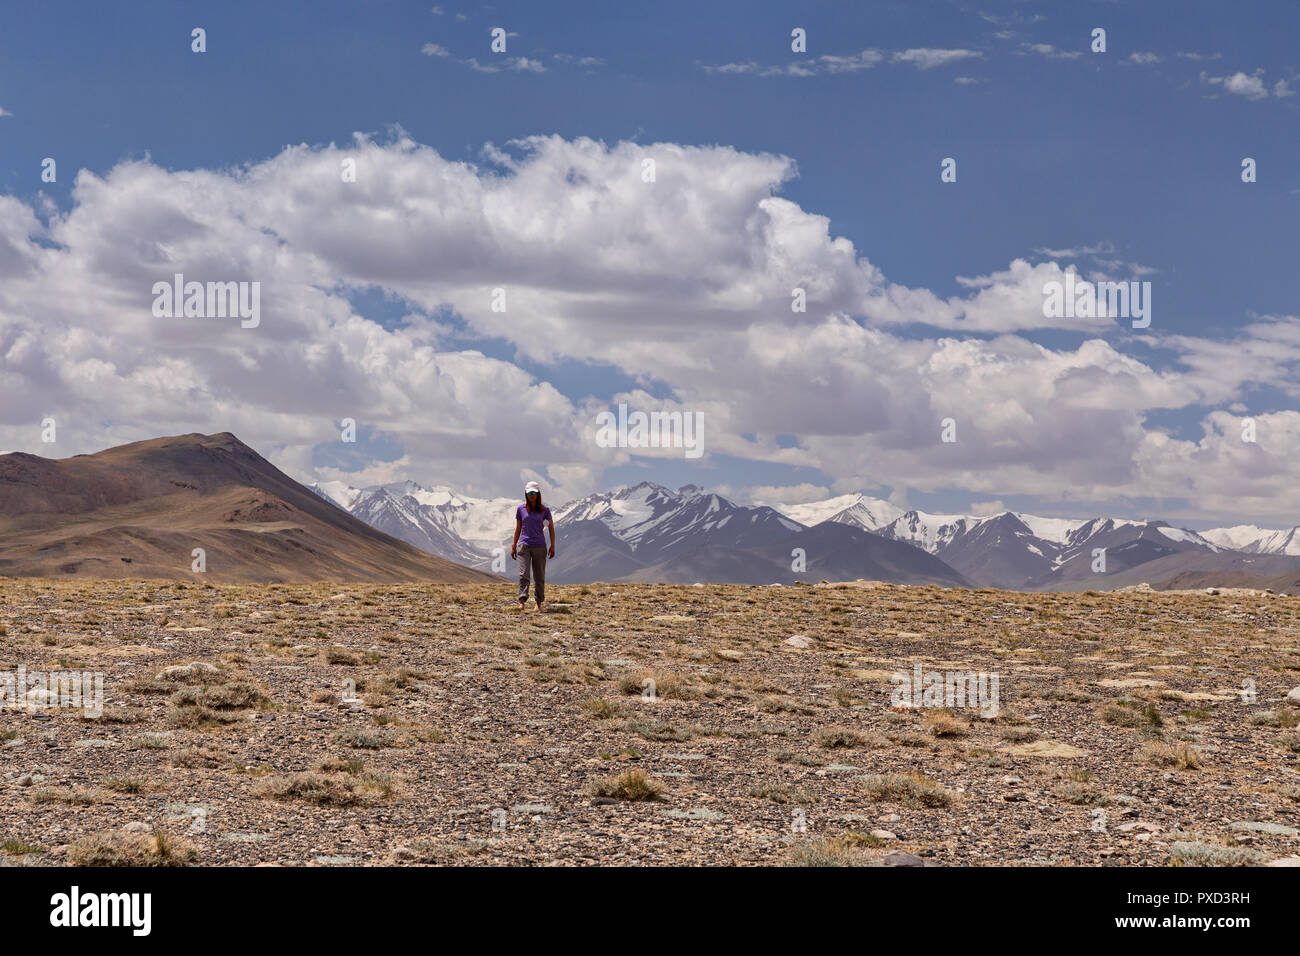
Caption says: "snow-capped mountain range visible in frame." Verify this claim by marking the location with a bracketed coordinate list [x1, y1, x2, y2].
[310, 481, 518, 567]
[306, 481, 1300, 591]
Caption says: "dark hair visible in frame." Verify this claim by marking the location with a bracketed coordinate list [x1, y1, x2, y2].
[524, 490, 543, 513]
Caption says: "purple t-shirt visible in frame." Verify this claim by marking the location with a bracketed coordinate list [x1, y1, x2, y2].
[516, 504, 552, 549]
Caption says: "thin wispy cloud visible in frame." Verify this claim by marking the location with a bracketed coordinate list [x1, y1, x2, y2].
[818, 49, 884, 73]
[704, 47, 984, 77]
[1021, 42, 1082, 61]
[553, 53, 605, 68]
[892, 48, 984, 70]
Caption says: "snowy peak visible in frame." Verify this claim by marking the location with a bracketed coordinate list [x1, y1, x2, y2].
[880, 510, 985, 554]
[559, 482, 801, 557]
[776, 493, 904, 532]
[553, 481, 679, 529]
[1202, 524, 1300, 555]
[307, 480, 363, 511]
[1149, 524, 1221, 552]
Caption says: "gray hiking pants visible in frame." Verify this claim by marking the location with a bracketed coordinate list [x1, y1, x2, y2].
[517, 546, 547, 603]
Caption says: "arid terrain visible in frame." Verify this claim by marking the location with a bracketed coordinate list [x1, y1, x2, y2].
[2, 577, 1299, 867]
[0, 434, 495, 584]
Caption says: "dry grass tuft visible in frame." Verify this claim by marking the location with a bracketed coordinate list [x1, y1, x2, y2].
[67, 829, 197, 866]
[588, 768, 666, 801]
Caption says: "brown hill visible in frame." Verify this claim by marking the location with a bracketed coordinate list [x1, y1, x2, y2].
[0, 432, 499, 584]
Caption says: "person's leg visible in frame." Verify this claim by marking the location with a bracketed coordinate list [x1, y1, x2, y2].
[517, 547, 532, 606]
[533, 549, 546, 607]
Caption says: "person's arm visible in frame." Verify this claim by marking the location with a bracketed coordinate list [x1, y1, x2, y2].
[546, 515, 556, 559]
[512, 515, 521, 559]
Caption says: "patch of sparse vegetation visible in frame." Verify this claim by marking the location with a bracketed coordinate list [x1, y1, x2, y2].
[170, 745, 230, 768]
[67, 829, 197, 866]
[813, 726, 869, 749]
[617, 719, 693, 742]
[336, 726, 400, 749]
[618, 670, 696, 700]
[588, 768, 665, 801]
[1251, 710, 1300, 729]
[862, 773, 955, 808]
[998, 726, 1038, 743]
[254, 770, 398, 805]
[1138, 740, 1204, 769]
[580, 697, 625, 720]
[785, 832, 878, 867]
[1054, 782, 1110, 805]
[747, 781, 814, 804]
[1169, 841, 1267, 867]
[1, 838, 44, 855]
[1101, 701, 1163, 729]
[922, 708, 968, 737]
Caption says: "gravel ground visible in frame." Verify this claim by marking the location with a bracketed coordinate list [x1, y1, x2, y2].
[2, 578, 1299, 867]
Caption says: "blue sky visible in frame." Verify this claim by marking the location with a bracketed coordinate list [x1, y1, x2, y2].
[1, 0, 1297, 526]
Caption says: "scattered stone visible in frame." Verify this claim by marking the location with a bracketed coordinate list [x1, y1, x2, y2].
[1001, 740, 1090, 758]
[1230, 821, 1299, 837]
[1116, 821, 1163, 834]
[661, 807, 723, 821]
[158, 661, 220, 681]
[883, 851, 925, 867]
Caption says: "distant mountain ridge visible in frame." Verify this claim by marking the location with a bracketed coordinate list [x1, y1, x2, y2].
[308, 478, 1300, 592]
[308, 480, 968, 587]
[12, 433, 1287, 590]
[762, 495, 1291, 590]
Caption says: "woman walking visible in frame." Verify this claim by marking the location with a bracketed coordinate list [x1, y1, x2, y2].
[512, 480, 555, 611]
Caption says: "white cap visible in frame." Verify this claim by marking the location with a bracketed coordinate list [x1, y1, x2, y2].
[524, 480, 540, 494]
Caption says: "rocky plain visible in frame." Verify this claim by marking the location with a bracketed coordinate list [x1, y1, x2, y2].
[2, 577, 1299, 867]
